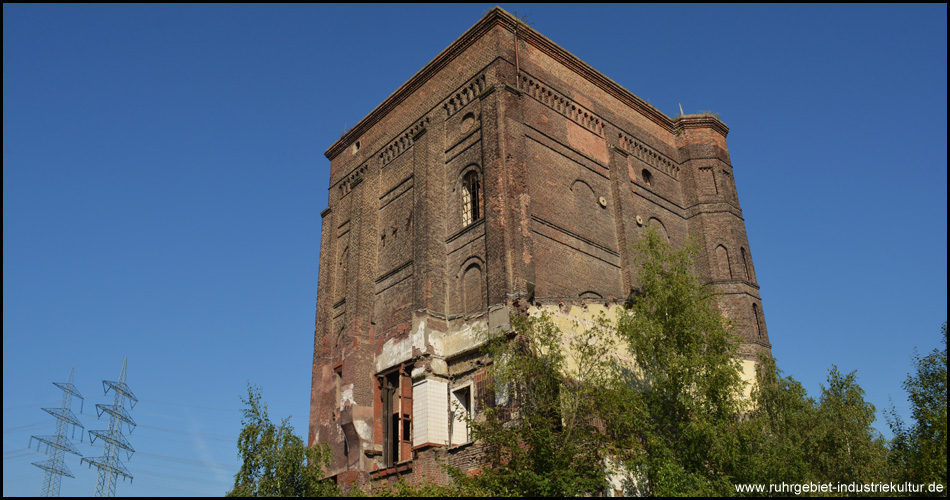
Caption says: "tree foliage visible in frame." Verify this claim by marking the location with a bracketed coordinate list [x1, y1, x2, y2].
[449, 229, 747, 496]
[888, 323, 948, 489]
[358, 472, 490, 497]
[227, 384, 339, 497]
[456, 310, 630, 496]
[735, 356, 820, 486]
[735, 359, 889, 492]
[812, 366, 888, 484]
[616, 229, 747, 496]
[228, 228, 930, 496]
[449, 228, 894, 496]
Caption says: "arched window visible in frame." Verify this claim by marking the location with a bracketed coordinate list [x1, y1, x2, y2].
[461, 171, 481, 227]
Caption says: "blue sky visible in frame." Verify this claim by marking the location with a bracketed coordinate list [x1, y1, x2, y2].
[3, 4, 946, 496]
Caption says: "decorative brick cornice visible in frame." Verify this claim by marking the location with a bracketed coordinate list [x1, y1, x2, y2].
[509, 9, 676, 134]
[443, 74, 487, 118]
[326, 6, 678, 161]
[379, 116, 430, 166]
[339, 164, 368, 197]
[674, 114, 730, 137]
[522, 73, 604, 137]
[618, 131, 680, 179]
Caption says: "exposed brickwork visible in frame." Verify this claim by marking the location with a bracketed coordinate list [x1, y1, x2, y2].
[309, 6, 771, 486]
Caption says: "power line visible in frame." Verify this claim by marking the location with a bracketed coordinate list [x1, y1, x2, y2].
[130, 470, 228, 496]
[133, 465, 234, 489]
[3, 401, 59, 411]
[134, 450, 237, 471]
[4, 423, 47, 435]
[137, 399, 242, 412]
[2, 475, 45, 486]
[133, 456, 237, 478]
[4, 449, 41, 461]
[136, 423, 235, 443]
[131, 431, 235, 451]
[135, 407, 242, 424]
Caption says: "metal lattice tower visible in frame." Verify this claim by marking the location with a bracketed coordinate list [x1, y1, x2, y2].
[81, 358, 137, 497]
[29, 366, 85, 497]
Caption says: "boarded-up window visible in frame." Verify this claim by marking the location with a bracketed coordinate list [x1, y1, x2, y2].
[716, 245, 732, 280]
[570, 179, 596, 206]
[648, 217, 670, 242]
[462, 263, 484, 314]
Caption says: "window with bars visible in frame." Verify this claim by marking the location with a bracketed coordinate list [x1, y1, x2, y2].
[461, 171, 481, 227]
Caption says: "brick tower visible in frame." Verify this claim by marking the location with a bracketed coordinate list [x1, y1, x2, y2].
[309, 7, 771, 484]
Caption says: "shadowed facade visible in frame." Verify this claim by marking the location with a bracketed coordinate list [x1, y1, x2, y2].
[309, 7, 771, 485]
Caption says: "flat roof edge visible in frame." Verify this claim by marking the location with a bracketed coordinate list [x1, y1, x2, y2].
[325, 6, 678, 161]
[325, 7, 515, 161]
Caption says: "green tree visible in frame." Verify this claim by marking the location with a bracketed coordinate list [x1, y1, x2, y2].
[419, 227, 893, 496]
[735, 356, 821, 487]
[736, 361, 889, 491]
[457, 228, 749, 496]
[812, 366, 888, 485]
[888, 323, 948, 490]
[361, 473, 490, 497]
[227, 384, 339, 497]
[615, 228, 747, 496]
[457, 311, 631, 496]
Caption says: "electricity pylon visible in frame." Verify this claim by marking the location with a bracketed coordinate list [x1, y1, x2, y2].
[82, 358, 137, 497]
[29, 366, 85, 497]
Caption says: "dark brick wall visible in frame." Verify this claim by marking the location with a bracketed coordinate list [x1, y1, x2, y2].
[310, 7, 771, 485]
